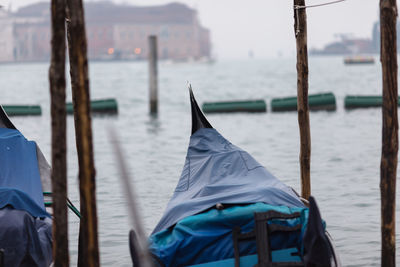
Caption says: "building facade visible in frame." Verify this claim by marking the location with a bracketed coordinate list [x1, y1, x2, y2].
[0, 8, 14, 62]
[0, 2, 211, 62]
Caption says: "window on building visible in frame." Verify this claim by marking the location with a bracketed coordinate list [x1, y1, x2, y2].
[160, 26, 169, 39]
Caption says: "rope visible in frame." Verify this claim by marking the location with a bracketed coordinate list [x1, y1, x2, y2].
[295, 8, 300, 36]
[43, 191, 82, 219]
[294, 0, 346, 36]
[294, 0, 346, 10]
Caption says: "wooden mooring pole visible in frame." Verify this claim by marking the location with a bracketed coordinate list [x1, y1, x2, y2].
[380, 0, 398, 266]
[65, 0, 100, 266]
[49, 0, 69, 265]
[294, 1, 311, 200]
[149, 35, 158, 114]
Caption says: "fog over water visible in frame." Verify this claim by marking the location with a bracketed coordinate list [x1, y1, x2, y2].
[0, 0, 382, 58]
[1, 56, 400, 266]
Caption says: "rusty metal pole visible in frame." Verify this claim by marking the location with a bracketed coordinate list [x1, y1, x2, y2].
[65, 1, 100, 266]
[294, 1, 311, 200]
[380, 1, 398, 266]
[49, 0, 69, 266]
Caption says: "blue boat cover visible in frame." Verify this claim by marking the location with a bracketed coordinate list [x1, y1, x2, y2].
[152, 128, 305, 234]
[0, 207, 52, 267]
[150, 203, 309, 266]
[0, 128, 49, 218]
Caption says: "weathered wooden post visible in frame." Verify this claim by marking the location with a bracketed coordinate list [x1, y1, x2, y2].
[49, 0, 69, 265]
[149, 35, 158, 114]
[65, 1, 100, 266]
[294, 0, 311, 200]
[380, 0, 398, 266]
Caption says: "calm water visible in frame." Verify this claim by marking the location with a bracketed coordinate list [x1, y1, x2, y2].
[1, 57, 399, 266]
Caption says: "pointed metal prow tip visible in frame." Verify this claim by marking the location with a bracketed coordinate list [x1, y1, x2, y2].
[303, 196, 333, 266]
[0, 105, 16, 129]
[188, 83, 213, 135]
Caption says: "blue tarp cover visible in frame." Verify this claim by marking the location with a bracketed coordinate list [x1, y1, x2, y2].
[0, 207, 52, 267]
[0, 128, 49, 218]
[150, 203, 309, 266]
[152, 128, 305, 234]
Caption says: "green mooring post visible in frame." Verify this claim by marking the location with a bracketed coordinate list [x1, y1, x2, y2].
[2, 105, 42, 116]
[202, 100, 266, 113]
[344, 95, 400, 109]
[271, 93, 336, 112]
[66, 98, 118, 114]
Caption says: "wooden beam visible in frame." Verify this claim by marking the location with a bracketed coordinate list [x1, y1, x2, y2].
[49, 0, 69, 265]
[380, 1, 398, 266]
[65, 1, 100, 266]
[149, 35, 158, 114]
[294, 1, 311, 200]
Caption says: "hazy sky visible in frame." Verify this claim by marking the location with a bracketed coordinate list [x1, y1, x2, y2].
[1, 0, 383, 59]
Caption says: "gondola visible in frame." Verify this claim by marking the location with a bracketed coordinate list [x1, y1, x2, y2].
[130, 87, 341, 267]
[0, 106, 52, 267]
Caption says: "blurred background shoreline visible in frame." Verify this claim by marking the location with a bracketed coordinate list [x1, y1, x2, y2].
[1, 56, 399, 266]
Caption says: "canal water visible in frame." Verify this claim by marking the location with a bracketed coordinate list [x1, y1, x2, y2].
[1, 56, 399, 266]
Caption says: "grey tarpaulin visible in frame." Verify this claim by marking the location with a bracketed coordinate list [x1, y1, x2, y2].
[152, 128, 305, 234]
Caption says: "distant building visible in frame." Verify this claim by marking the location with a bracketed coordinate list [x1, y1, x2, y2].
[0, 8, 14, 62]
[310, 19, 400, 56]
[310, 35, 375, 56]
[0, 2, 212, 62]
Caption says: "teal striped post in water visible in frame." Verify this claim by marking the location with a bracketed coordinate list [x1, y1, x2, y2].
[66, 98, 118, 114]
[344, 95, 400, 109]
[271, 93, 336, 112]
[2, 105, 42, 116]
[202, 100, 266, 113]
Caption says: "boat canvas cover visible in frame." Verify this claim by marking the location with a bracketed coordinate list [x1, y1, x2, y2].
[0, 128, 52, 266]
[0, 128, 49, 217]
[152, 128, 305, 234]
[0, 207, 52, 267]
[150, 203, 309, 266]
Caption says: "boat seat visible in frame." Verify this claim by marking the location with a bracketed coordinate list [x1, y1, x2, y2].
[232, 210, 304, 267]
